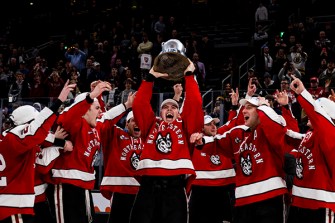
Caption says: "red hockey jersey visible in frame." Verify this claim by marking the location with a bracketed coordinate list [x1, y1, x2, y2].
[291, 90, 335, 211]
[49, 94, 127, 189]
[0, 108, 56, 220]
[99, 119, 143, 199]
[204, 105, 288, 206]
[133, 75, 203, 177]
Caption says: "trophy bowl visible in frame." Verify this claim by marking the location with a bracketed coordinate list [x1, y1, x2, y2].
[153, 39, 190, 81]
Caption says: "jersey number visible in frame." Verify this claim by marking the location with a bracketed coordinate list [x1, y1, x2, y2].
[0, 154, 7, 186]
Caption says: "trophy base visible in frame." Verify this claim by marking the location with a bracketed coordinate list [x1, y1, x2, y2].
[153, 52, 190, 81]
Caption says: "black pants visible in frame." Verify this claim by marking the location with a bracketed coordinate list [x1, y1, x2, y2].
[233, 195, 285, 223]
[33, 200, 56, 223]
[0, 214, 33, 223]
[288, 206, 334, 223]
[108, 192, 136, 223]
[129, 176, 187, 223]
[189, 185, 234, 223]
[48, 183, 95, 223]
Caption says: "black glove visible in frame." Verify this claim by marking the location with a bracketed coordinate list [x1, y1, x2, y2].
[143, 70, 155, 82]
[284, 153, 296, 190]
[284, 153, 296, 175]
[185, 71, 193, 76]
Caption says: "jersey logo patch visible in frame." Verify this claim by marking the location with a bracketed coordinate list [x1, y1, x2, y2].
[156, 133, 172, 154]
[234, 137, 241, 144]
[296, 157, 303, 179]
[240, 154, 252, 176]
[130, 152, 140, 170]
[210, 155, 221, 165]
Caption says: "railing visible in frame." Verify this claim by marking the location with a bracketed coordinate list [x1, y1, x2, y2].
[221, 74, 232, 91]
[238, 54, 256, 88]
[202, 88, 214, 110]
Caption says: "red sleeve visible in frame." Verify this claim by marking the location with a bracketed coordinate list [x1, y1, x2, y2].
[6, 108, 56, 153]
[132, 80, 156, 139]
[298, 90, 335, 168]
[281, 106, 300, 132]
[257, 106, 286, 156]
[180, 75, 203, 139]
[208, 128, 237, 159]
[228, 109, 237, 121]
[57, 94, 91, 133]
[98, 103, 128, 143]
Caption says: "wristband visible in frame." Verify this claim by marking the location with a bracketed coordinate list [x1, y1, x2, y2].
[54, 138, 66, 147]
[86, 93, 94, 103]
[144, 72, 155, 82]
[49, 99, 63, 114]
[185, 71, 193, 76]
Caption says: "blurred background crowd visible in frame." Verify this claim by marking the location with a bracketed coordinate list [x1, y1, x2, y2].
[0, 0, 333, 133]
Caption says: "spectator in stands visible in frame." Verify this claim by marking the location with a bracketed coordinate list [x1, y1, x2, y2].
[81, 39, 94, 57]
[137, 32, 153, 56]
[106, 79, 120, 108]
[171, 29, 180, 40]
[108, 67, 121, 89]
[117, 78, 136, 105]
[45, 69, 64, 99]
[64, 43, 87, 73]
[88, 62, 106, 84]
[271, 35, 287, 54]
[166, 16, 179, 39]
[115, 58, 126, 79]
[192, 52, 206, 90]
[30, 71, 46, 99]
[278, 60, 302, 82]
[255, 2, 268, 26]
[253, 25, 268, 56]
[110, 45, 120, 71]
[1, 117, 12, 133]
[79, 58, 95, 92]
[308, 76, 329, 99]
[316, 58, 328, 76]
[257, 45, 273, 76]
[318, 58, 335, 89]
[18, 61, 30, 76]
[93, 42, 110, 74]
[263, 72, 277, 95]
[287, 43, 308, 77]
[8, 71, 31, 102]
[59, 61, 73, 82]
[154, 15, 166, 37]
[122, 68, 139, 90]
[240, 68, 256, 90]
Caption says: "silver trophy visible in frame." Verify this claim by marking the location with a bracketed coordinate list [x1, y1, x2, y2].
[153, 39, 190, 81]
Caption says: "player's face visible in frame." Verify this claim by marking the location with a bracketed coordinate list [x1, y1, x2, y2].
[160, 103, 179, 123]
[203, 121, 217, 136]
[126, 118, 141, 138]
[242, 103, 260, 129]
[84, 101, 102, 127]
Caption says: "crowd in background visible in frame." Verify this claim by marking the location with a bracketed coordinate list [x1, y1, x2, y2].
[0, 1, 334, 134]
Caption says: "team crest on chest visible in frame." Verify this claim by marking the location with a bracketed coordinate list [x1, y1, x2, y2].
[156, 133, 172, 154]
[296, 157, 303, 179]
[234, 137, 241, 144]
[210, 155, 221, 165]
[130, 152, 140, 170]
[240, 154, 252, 176]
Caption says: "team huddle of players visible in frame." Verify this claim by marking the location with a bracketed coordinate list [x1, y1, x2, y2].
[1, 60, 335, 223]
